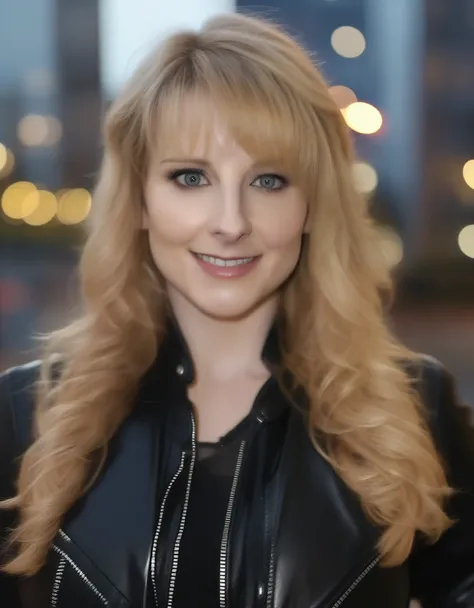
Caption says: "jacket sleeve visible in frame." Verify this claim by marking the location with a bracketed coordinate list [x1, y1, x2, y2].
[0, 369, 22, 605]
[409, 360, 474, 607]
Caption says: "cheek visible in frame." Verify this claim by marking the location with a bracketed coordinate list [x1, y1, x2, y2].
[260, 206, 307, 251]
[144, 200, 201, 246]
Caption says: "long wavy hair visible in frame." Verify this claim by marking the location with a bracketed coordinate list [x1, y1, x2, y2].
[1, 12, 451, 575]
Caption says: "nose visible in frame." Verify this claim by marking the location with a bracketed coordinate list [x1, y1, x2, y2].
[210, 187, 252, 242]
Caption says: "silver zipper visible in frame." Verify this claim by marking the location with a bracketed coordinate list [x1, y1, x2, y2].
[59, 529, 72, 543]
[330, 556, 380, 608]
[167, 413, 197, 608]
[219, 439, 247, 608]
[151, 451, 186, 607]
[50, 556, 66, 607]
[51, 544, 108, 605]
[266, 539, 276, 608]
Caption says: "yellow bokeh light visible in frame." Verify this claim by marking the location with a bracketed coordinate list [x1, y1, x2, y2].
[342, 102, 383, 135]
[331, 26, 366, 58]
[18, 114, 62, 147]
[0, 144, 7, 170]
[352, 162, 378, 194]
[0, 144, 15, 178]
[56, 188, 92, 225]
[1, 182, 39, 219]
[56, 188, 71, 200]
[458, 224, 474, 259]
[376, 226, 404, 268]
[329, 85, 358, 110]
[462, 160, 474, 190]
[23, 190, 57, 226]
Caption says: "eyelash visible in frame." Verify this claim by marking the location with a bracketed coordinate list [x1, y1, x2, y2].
[167, 169, 289, 191]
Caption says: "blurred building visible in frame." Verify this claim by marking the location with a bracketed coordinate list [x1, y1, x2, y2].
[0, 0, 100, 366]
[0, 0, 100, 204]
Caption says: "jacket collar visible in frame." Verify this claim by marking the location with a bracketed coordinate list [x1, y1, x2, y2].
[139, 315, 287, 421]
[159, 314, 283, 382]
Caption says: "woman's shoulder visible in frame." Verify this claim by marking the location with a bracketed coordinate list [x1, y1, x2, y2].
[1, 359, 42, 389]
[407, 352, 451, 392]
[408, 355, 474, 463]
[413, 354, 471, 419]
[411, 357, 474, 534]
[407, 357, 474, 603]
[0, 361, 41, 466]
[0, 359, 41, 410]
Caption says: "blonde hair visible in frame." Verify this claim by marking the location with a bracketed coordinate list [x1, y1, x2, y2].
[1, 12, 451, 576]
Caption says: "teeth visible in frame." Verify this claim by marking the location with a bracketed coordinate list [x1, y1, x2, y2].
[196, 254, 255, 267]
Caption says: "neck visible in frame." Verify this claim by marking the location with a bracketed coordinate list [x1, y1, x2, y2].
[168, 293, 279, 381]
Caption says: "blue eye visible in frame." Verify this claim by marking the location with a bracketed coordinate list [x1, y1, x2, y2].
[252, 174, 288, 191]
[169, 170, 208, 188]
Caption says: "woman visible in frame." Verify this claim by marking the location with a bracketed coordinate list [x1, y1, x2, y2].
[1, 12, 473, 608]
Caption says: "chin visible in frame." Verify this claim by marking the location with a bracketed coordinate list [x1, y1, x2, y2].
[166, 281, 278, 322]
[187, 284, 277, 321]
[194, 298, 261, 321]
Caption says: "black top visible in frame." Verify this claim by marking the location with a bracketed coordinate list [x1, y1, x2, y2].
[173, 412, 256, 607]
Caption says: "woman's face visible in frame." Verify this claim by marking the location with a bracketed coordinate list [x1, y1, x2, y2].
[143, 111, 308, 321]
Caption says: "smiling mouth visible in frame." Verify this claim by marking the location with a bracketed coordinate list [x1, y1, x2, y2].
[192, 252, 258, 267]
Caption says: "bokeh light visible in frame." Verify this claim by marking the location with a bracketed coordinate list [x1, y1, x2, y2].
[329, 85, 358, 110]
[0, 143, 15, 178]
[56, 188, 92, 224]
[352, 162, 379, 194]
[17, 114, 62, 147]
[0, 144, 8, 171]
[1, 182, 39, 219]
[376, 226, 404, 268]
[331, 26, 366, 58]
[23, 190, 57, 226]
[462, 160, 474, 190]
[342, 102, 383, 135]
[458, 225, 474, 259]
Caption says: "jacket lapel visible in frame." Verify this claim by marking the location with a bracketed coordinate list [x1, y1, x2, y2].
[273, 409, 381, 608]
[59, 362, 191, 606]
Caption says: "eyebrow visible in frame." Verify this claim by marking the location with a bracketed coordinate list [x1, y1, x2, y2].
[159, 157, 284, 171]
[159, 157, 211, 166]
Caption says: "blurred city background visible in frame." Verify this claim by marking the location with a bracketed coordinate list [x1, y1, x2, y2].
[0, 0, 473, 406]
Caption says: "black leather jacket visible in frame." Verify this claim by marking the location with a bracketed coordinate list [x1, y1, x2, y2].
[1, 325, 474, 608]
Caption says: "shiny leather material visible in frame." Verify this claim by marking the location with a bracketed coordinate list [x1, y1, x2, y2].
[1, 327, 473, 607]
